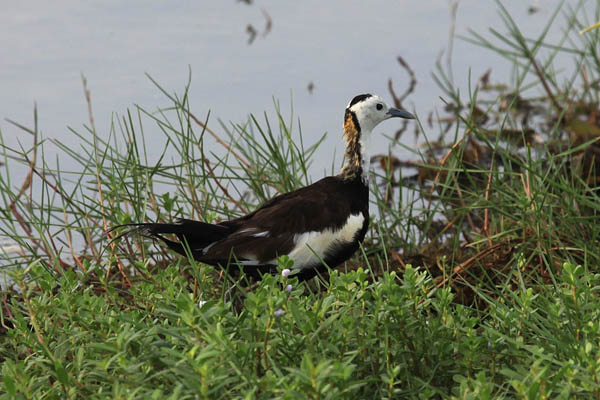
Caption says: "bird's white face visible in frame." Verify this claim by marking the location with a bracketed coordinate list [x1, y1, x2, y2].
[347, 94, 414, 134]
[348, 95, 390, 133]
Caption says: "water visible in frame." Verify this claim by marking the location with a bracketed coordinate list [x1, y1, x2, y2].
[1, 0, 567, 177]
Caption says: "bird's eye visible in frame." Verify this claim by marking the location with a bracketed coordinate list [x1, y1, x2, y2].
[376, 103, 383, 111]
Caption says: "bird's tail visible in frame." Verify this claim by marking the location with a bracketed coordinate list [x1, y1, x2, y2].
[109, 218, 230, 258]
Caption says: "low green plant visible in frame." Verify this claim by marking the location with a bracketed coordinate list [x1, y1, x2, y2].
[2, 261, 600, 398]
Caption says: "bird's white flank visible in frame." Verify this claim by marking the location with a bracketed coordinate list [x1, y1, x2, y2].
[287, 213, 365, 269]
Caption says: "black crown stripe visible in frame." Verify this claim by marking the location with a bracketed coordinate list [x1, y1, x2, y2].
[348, 94, 372, 108]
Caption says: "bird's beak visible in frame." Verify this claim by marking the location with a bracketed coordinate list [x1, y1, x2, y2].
[387, 108, 415, 119]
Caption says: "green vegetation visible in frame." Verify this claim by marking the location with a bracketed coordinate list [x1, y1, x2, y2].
[2, 2, 600, 398]
[3, 260, 599, 399]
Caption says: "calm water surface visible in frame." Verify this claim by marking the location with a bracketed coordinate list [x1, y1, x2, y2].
[2, 1, 564, 176]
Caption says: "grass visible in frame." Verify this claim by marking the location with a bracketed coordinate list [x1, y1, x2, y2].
[2, 1, 600, 398]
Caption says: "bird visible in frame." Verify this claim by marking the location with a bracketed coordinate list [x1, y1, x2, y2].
[113, 94, 415, 281]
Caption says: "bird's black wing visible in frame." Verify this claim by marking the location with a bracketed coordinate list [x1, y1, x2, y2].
[203, 176, 356, 265]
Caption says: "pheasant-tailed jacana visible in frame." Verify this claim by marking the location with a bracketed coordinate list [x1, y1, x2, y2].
[114, 94, 415, 280]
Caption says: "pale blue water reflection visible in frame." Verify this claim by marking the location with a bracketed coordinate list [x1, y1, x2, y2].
[2, 0, 562, 174]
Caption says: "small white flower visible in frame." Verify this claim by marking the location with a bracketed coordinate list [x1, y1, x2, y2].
[425, 320, 429, 326]
[286, 284, 293, 293]
[274, 309, 285, 317]
[281, 269, 291, 278]
[199, 300, 207, 308]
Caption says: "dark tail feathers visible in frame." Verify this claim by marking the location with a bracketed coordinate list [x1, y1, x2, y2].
[110, 218, 231, 258]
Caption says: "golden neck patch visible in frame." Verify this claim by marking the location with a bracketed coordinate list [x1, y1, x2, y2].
[340, 110, 363, 180]
[343, 109, 360, 143]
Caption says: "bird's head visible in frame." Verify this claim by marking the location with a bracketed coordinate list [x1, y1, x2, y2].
[344, 93, 414, 136]
[339, 93, 415, 182]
